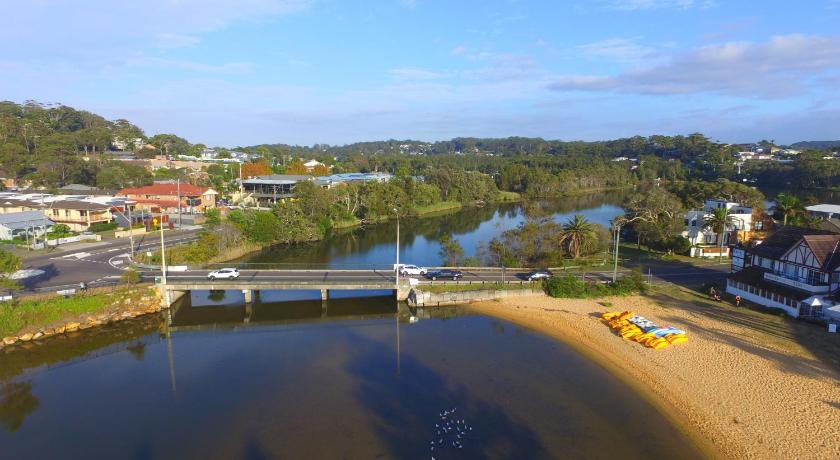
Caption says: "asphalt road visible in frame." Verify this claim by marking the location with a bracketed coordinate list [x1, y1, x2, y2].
[15, 233, 732, 294]
[16, 229, 202, 291]
[147, 265, 731, 287]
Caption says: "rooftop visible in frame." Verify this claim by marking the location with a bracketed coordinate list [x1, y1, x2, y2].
[806, 204, 840, 215]
[118, 183, 216, 196]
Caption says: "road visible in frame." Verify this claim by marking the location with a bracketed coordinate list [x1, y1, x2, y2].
[15, 228, 202, 292]
[147, 265, 731, 287]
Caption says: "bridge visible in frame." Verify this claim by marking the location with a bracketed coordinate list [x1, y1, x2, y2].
[145, 268, 538, 306]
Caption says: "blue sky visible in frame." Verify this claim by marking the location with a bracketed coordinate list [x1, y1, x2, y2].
[3, 0, 840, 146]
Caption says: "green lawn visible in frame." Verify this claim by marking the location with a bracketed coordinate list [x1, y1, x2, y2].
[412, 201, 463, 215]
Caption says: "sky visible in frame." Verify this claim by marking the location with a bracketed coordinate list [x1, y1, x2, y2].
[2, 0, 840, 147]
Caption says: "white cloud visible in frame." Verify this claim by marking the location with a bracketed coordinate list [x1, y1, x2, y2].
[155, 33, 201, 49]
[125, 57, 254, 74]
[550, 34, 840, 98]
[400, 0, 419, 9]
[603, 0, 711, 10]
[578, 37, 655, 62]
[389, 67, 449, 80]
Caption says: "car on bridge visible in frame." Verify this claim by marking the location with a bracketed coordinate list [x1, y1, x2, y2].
[397, 264, 427, 276]
[207, 268, 240, 281]
[424, 269, 463, 281]
[524, 269, 553, 281]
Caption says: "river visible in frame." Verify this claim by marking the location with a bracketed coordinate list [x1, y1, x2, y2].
[0, 192, 707, 459]
[235, 191, 629, 269]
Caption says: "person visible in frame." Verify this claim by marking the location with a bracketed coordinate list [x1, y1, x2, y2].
[709, 285, 717, 299]
[79, 281, 87, 292]
[735, 295, 742, 307]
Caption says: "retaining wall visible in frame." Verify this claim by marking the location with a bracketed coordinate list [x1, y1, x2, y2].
[408, 288, 543, 307]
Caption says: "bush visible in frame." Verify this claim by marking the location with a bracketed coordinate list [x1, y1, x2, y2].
[121, 268, 141, 285]
[544, 269, 647, 298]
[89, 221, 118, 233]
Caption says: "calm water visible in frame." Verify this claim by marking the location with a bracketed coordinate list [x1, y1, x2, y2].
[237, 192, 628, 269]
[0, 292, 704, 459]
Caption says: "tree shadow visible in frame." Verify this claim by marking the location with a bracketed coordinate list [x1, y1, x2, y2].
[344, 332, 546, 459]
[0, 381, 40, 433]
[825, 400, 840, 411]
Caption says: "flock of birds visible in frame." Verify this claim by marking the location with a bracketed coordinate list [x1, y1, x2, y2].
[429, 407, 473, 458]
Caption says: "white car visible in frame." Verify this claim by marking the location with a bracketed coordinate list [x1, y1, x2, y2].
[207, 268, 240, 281]
[397, 264, 428, 276]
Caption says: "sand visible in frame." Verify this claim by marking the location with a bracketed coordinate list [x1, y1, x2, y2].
[468, 293, 840, 459]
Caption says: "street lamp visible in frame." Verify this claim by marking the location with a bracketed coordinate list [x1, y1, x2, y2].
[393, 207, 400, 289]
[612, 220, 622, 283]
[156, 216, 168, 302]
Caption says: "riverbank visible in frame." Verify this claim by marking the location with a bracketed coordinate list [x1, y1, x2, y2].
[1, 285, 164, 349]
[468, 287, 840, 459]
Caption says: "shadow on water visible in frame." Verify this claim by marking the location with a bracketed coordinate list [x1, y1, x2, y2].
[343, 331, 545, 459]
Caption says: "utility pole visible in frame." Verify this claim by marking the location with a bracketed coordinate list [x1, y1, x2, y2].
[176, 178, 182, 228]
[158, 216, 168, 290]
[613, 223, 621, 283]
[394, 208, 400, 289]
[127, 201, 135, 259]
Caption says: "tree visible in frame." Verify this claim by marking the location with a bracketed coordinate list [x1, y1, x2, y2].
[438, 233, 464, 266]
[286, 159, 308, 175]
[623, 188, 684, 249]
[121, 268, 141, 285]
[774, 193, 803, 225]
[703, 207, 737, 260]
[241, 160, 272, 178]
[204, 208, 221, 227]
[311, 164, 331, 176]
[558, 215, 597, 259]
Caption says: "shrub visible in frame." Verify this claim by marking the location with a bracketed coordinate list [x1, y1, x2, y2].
[89, 221, 118, 233]
[544, 269, 647, 298]
[121, 268, 141, 285]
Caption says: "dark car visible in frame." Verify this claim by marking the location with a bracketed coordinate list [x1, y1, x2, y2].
[425, 269, 463, 281]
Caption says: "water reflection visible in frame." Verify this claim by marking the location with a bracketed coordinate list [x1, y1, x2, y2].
[0, 381, 39, 433]
[238, 192, 627, 268]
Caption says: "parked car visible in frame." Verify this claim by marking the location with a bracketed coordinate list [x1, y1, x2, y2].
[207, 268, 240, 281]
[397, 264, 428, 276]
[425, 269, 463, 281]
[525, 269, 552, 281]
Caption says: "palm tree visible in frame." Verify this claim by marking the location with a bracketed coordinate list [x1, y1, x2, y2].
[774, 193, 802, 225]
[559, 215, 597, 259]
[703, 207, 737, 260]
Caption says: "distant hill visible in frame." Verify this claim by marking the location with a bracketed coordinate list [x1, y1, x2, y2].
[790, 140, 840, 151]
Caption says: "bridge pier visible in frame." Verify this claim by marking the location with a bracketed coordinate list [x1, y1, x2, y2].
[320, 289, 329, 301]
[243, 289, 253, 304]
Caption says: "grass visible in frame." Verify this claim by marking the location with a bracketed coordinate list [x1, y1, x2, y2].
[0, 287, 155, 337]
[331, 217, 361, 229]
[412, 201, 463, 215]
[421, 281, 538, 293]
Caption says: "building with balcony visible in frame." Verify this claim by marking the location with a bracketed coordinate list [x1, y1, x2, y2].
[683, 199, 756, 257]
[726, 226, 840, 319]
[117, 183, 218, 213]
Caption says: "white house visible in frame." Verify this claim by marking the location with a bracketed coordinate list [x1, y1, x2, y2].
[0, 211, 53, 241]
[683, 199, 753, 257]
[726, 226, 840, 320]
[303, 159, 332, 173]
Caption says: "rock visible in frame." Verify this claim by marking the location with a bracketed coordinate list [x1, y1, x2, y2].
[32, 331, 44, 340]
[78, 323, 93, 330]
[2, 337, 17, 346]
[19, 333, 33, 342]
[55, 325, 66, 334]
[65, 322, 80, 332]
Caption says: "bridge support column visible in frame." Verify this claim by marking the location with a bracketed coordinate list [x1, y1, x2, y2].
[321, 289, 329, 301]
[243, 289, 253, 304]
[244, 302, 253, 324]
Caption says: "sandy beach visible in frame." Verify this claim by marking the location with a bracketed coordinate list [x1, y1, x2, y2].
[469, 289, 840, 459]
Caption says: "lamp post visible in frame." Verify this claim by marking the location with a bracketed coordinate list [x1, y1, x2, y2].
[157, 216, 168, 291]
[612, 222, 621, 283]
[393, 207, 400, 289]
[127, 201, 135, 259]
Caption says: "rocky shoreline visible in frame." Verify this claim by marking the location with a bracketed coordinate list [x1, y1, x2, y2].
[1, 290, 167, 351]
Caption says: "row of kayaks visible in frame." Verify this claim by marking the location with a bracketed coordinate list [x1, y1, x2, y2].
[601, 311, 688, 350]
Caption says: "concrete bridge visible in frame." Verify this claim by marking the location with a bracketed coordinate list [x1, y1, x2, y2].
[147, 268, 535, 307]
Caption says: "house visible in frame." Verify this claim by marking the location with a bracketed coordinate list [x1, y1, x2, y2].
[0, 211, 53, 241]
[683, 199, 755, 257]
[303, 159, 332, 173]
[117, 183, 218, 213]
[238, 175, 314, 206]
[726, 226, 840, 319]
[314, 172, 393, 189]
[0, 195, 114, 232]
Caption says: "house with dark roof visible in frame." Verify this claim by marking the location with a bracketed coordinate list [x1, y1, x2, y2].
[727, 226, 840, 319]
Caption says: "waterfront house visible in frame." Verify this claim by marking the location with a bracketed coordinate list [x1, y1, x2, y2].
[238, 174, 314, 206]
[117, 183, 218, 213]
[726, 226, 840, 319]
[683, 199, 755, 257]
[0, 194, 114, 232]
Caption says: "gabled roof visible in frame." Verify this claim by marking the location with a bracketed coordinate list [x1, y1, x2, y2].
[801, 235, 840, 270]
[117, 183, 216, 196]
[749, 226, 838, 260]
[0, 211, 52, 230]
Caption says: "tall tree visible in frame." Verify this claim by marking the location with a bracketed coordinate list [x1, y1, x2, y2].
[703, 207, 737, 260]
[558, 215, 597, 259]
[774, 193, 803, 225]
